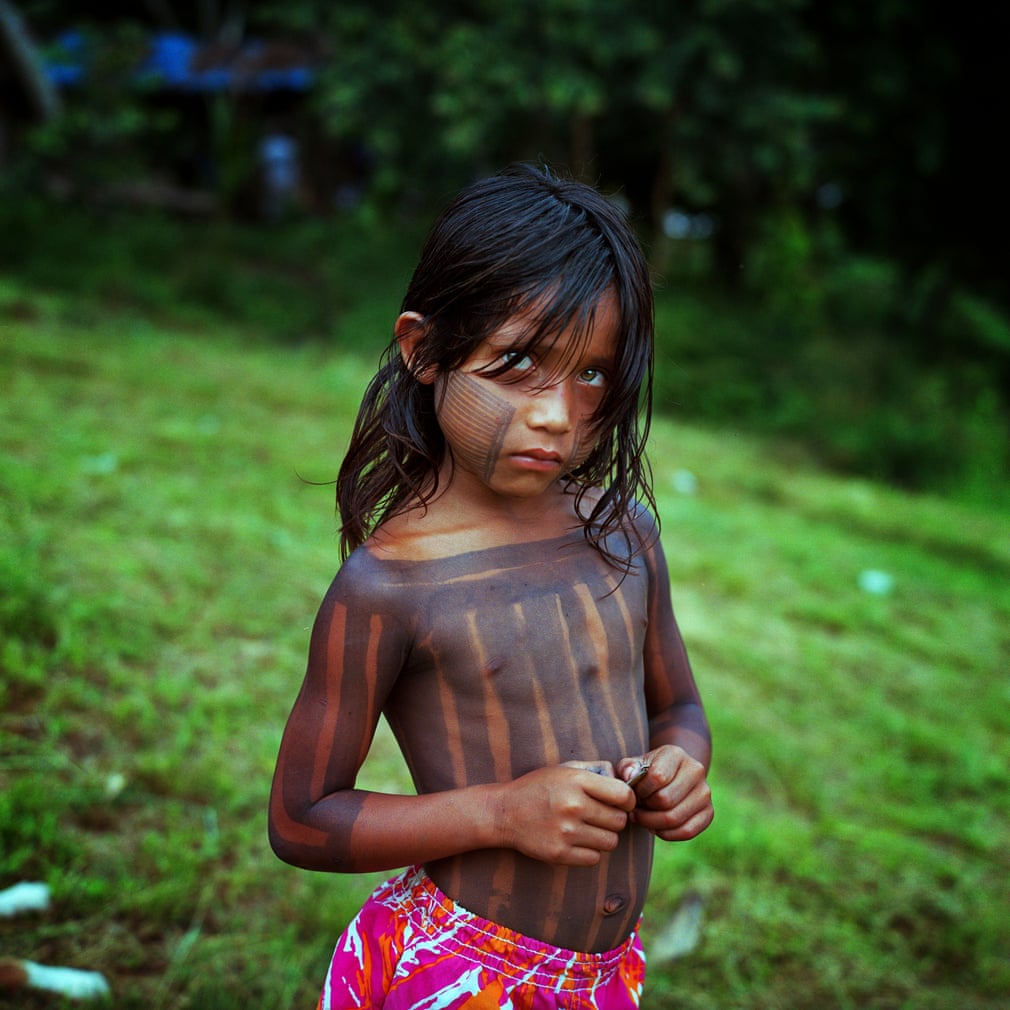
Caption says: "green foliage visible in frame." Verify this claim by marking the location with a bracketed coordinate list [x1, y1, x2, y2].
[0, 196, 421, 343]
[17, 22, 180, 191]
[654, 214, 1010, 499]
[8, 0, 999, 308]
[285, 0, 840, 249]
[0, 778, 75, 875]
[744, 209, 821, 333]
[0, 462, 58, 702]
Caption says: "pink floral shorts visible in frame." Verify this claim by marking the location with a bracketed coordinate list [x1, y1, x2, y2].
[316, 865, 645, 1009]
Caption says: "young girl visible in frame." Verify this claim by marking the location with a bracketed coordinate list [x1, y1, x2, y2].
[269, 163, 713, 1009]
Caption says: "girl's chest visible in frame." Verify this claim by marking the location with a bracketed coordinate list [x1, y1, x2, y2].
[404, 561, 648, 703]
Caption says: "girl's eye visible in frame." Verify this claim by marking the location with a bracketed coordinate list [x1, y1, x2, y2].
[500, 350, 534, 373]
[580, 367, 607, 388]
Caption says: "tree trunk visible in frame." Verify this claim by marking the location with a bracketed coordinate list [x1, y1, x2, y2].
[570, 114, 595, 181]
[648, 108, 678, 279]
[0, 0, 61, 121]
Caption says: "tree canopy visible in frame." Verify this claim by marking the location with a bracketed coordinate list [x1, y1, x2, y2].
[7, 0, 1002, 301]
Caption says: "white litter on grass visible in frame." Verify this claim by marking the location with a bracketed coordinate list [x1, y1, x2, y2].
[858, 569, 894, 595]
[105, 772, 127, 798]
[80, 452, 119, 475]
[0, 882, 50, 917]
[671, 469, 698, 495]
[647, 891, 705, 966]
[24, 961, 110, 999]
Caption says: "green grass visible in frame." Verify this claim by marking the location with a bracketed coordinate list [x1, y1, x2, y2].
[2, 255, 1009, 1008]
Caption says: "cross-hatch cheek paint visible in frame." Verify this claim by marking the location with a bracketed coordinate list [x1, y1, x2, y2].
[438, 371, 516, 483]
[438, 371, 600, 487]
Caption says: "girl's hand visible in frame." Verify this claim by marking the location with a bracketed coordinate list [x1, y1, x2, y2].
[618, 746, 713, 841]
[493, 761, 636, 866]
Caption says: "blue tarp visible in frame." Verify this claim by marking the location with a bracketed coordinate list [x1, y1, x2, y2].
[45, 30, 314, 93]
[44, 30, 85, 86]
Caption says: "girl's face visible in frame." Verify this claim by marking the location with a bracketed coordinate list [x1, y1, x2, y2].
[406, 290, 621, 505]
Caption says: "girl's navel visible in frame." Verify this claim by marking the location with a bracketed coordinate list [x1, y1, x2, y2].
[602, 892, 628, 916]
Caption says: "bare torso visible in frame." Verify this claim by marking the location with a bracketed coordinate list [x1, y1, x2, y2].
[352, 531, 655, 952]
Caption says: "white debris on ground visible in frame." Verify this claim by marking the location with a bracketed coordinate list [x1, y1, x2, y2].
[0, 882, 111, 999]
[647, 890, 706, 966]
[6, 959, 111, 1000]
[671, 469, 698, 495]
[0, 881, 50, 917]
[858, 569, 894, 595]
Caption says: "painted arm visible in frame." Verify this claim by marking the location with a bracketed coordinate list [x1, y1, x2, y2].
[618, 524, 714, 841]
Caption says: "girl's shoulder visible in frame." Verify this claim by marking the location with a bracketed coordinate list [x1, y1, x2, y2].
[326, 540, 416, 610]
[595, 495, 660, 549]
[627, 499, 661, 543]
[315, 543, 425, 642]
[598, 499, 663, 576]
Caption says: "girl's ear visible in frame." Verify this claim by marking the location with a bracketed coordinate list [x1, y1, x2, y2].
[395, 312, 437, 384]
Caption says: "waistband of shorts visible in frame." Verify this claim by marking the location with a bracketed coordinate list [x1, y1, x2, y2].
[387, 864, 641, 988]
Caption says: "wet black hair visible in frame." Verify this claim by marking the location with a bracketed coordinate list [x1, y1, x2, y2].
[337, 162, 657, 567]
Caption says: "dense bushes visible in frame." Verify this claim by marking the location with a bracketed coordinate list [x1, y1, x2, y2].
[654, 213, 1009, 500]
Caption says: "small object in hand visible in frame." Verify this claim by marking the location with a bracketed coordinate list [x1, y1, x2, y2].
[626, 762, 650, 788]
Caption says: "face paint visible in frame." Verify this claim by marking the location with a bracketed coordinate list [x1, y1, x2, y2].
[568, 419, 598, 471]
[437, 370, 516, 485]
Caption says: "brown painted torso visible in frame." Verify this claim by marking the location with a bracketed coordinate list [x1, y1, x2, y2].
[347, 532, 655, 952]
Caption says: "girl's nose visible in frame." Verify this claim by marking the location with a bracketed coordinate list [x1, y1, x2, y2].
[528, 379, 573, 433]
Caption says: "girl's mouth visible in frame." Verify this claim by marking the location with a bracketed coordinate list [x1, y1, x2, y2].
[510, 448, 564, 470]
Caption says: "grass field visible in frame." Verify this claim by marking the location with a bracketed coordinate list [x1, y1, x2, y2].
[2, 267, 1009, 1009]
